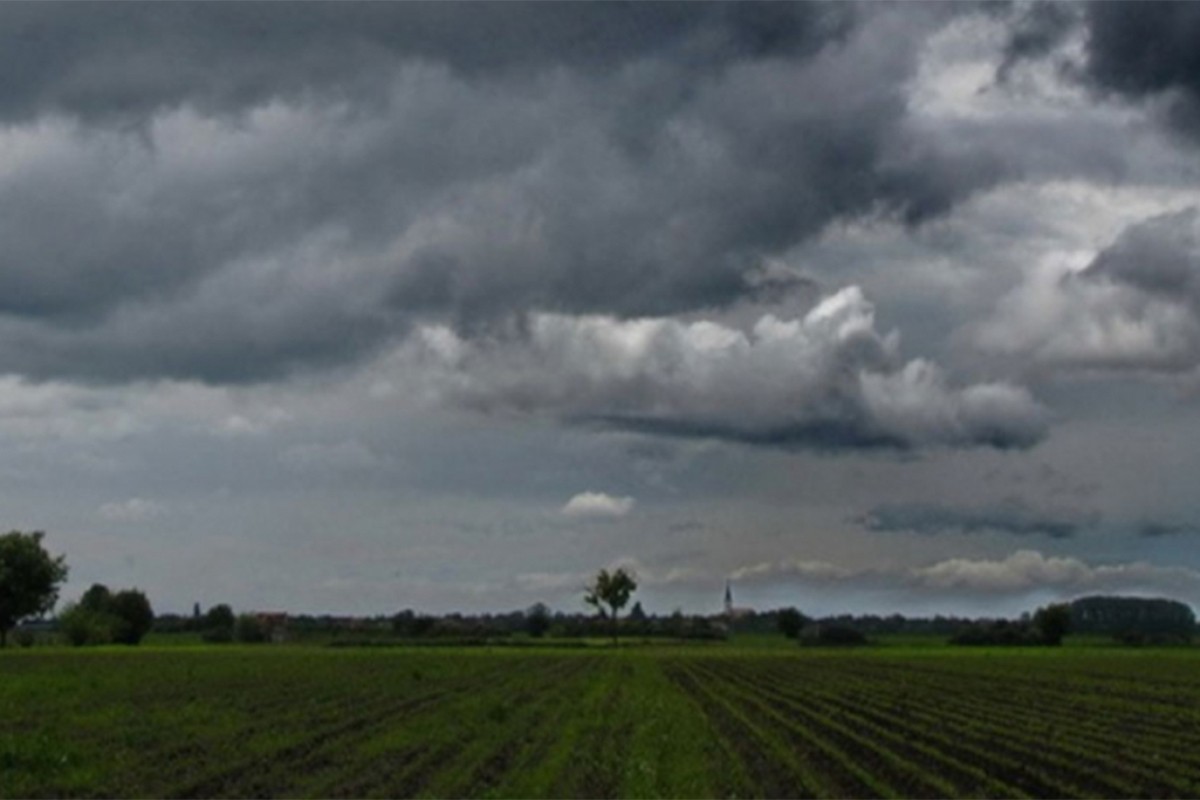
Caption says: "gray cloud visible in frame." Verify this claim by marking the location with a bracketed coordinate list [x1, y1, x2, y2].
[411, 286, 1048, 451]
[979, 208, 1200, 373]
[0, 4, 1019, 385]
[0, 4, 864, 126]
[1137, 521, 1200, 539]
[860, 496, 1098, 539]
[97, 497, 167, 523]
[995, 2, 1081, 83]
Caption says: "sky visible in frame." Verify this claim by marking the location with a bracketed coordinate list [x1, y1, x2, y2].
[7, 2, 1200, 618]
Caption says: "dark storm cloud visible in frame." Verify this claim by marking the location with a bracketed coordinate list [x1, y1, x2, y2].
[1082, 3, 1200, 139]
[995, 3, 1200, 142]
[0, 3, 859, 124]
[0, 3, 1014, 385]
[587, 415, 908, 452]
[861, 497, 1097, 539]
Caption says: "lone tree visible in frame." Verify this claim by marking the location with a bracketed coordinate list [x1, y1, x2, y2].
[0, 531, 68, 647]
[584, 567, 637, 645]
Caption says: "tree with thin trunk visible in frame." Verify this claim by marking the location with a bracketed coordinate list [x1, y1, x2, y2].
[0, 531, 68, 647]
[584, 567, 637, 645]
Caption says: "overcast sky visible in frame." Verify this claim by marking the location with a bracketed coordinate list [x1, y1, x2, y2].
[8, 2, 1200, 618]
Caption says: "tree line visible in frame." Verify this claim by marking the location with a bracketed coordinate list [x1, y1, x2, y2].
[2, 531, 1198, 648]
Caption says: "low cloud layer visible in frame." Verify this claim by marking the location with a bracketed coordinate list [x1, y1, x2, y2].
[413, 287, 1047, 451]
[730, 559, 854, 583]
[731, 549, 1200, 603]
[861, 497, 1098, 539]
[910, 549, 1200, 596]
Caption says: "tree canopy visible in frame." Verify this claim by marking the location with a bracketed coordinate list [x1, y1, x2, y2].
[584, 567, 637, 644]
[0, 531, 68, 647]
[60, 584, 155, 646]
[1070, 595, 1195, 637]
[776, 607, 808, 639]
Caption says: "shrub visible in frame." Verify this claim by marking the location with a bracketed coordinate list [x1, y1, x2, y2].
[58, 605, 114, 646]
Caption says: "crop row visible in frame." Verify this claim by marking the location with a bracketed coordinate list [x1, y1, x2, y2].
[665, 654, 1200, 798]
[6, 647, 1200, 798]
[0, 650, 595, 798]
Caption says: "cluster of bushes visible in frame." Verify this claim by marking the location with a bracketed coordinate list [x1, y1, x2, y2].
[950, 604, 1071, 647]
[59, 584, 154, 646]
[196, 604, 273, 643]
[388, 604, 731, 642]
[774, 609, 869, 647]
[153, 603, 274, 643]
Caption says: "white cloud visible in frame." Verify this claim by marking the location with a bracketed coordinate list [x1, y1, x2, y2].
[908, 549, 1200, 596]
[561, 492, 635, 519]
[909, 549, 1091, 592]
[726, 549, 1200, 603]
[730, 559, 854, 582]
[98, 497, 167, 523]
[411, 286, 1047, 451]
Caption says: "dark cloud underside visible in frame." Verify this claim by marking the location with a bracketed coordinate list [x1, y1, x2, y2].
[861, 498, 1097, 539]
[1084, 3, 1200, 138]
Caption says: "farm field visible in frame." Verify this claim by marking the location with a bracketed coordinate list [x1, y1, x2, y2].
[3, 643, 1200, 798]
